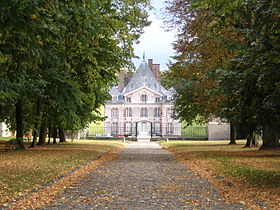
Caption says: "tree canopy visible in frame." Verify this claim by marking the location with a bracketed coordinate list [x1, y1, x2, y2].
[0, 0, 151, 149]
[164, 0, 280, 149]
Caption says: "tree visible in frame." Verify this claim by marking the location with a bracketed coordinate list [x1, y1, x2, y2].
[164, 0, 238, 124]
[218, 0, 280, 149]
[0, 0, 48, 149]
[164, 0, 280, 149]
[0, 0, 151, 149]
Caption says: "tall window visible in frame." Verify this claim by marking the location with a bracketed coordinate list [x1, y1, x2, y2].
[154, 122, 161, 133]
[125, 108, 132, 117]
[167, 123, 173, 134]
[141, 94, 147, 103]
[112, 108, 118, 119]
[125, 122, 132, 134]
[167, 108, 173, 118]
[140, 108, 148, 117]
[154, 108, 161, 117]
[111, 122, 118, 134]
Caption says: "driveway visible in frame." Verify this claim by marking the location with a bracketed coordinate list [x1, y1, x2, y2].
[42, 142, 246, 209]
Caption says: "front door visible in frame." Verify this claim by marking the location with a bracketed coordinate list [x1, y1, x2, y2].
[139, 122, 149, 136]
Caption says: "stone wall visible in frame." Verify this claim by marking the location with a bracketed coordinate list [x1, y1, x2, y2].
[207, 123, 230, 140]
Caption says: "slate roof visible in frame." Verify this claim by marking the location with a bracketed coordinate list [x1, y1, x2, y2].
[109, 87, 121, 96]
[166, 87, 176, 96]
[108, 60, 176, 102]
[122, 60, 166, 95]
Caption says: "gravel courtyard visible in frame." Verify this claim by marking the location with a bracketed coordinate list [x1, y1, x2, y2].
[42, 142, 247, 209]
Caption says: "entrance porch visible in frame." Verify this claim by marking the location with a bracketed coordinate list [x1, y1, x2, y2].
[136, 121, 151, 142]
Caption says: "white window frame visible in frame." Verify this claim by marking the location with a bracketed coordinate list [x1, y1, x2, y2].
[111, 122, 118, 134]
[154, 122, 161, 133]
[167, 123, 173, 134]
[141, 94, 147, 103]
[112, 108, 118, 119]
[154, 108, 161, 117]
[125, 122, 132, 133]
[167, 108, 173, 118]
[141, 108, 148, 117]
[125, 108, 132, 117]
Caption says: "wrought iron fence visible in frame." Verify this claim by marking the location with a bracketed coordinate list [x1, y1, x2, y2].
[88, 126, 208, 140]
[181, 126, 208, 139]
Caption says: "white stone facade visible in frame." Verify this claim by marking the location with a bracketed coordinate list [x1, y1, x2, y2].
[0, 122, 12, 137]
[105, 60, 181, 139]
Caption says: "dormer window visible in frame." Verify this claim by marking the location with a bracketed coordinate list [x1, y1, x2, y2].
[127, 97, 131, 102]
[155, 97, 160, 102]
[141, 94, 147, 103]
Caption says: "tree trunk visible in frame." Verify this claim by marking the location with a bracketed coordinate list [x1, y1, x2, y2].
[245, 131, 253, 147]
[229, 123, 237, 144]
[47, 124, 51, 144]
[37, 121, 47, 146]
[15, 100, 25, 150]
[71, 132, 74, 142]
[252, 132, 260, 146]
[53, 128, 57, 144]
[31, 129, 38, 148]
[31, 99, 41, 148]
[59, 128, 66, 143]
[260, 124, 280, 150]
[245, 131, 261, 148]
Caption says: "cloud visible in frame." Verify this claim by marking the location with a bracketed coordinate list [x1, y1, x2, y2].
[133, 1, 176, 71]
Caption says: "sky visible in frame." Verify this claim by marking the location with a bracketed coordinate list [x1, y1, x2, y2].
[132, 0, 176, 71]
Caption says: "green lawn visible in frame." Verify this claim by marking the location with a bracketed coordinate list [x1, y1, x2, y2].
[0, 140, 123, 205]
[160, 140, 280, 208]
[160, 140, 280, 187]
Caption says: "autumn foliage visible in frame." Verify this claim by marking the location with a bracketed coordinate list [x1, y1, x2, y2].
[0, 140, 123, 207]
[164, 0, 280, 149]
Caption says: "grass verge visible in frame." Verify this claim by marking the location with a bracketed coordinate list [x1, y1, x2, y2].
[0, 139, 124, 205]
[160, 140, 280, 208]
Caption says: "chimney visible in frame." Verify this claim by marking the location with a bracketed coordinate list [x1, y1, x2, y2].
[118, 69, 125, 92]
[148, 58, 161, 83]
[152, 64, 161, 84]
[127, 72, 133, 83]
[148, 59, 153, 70]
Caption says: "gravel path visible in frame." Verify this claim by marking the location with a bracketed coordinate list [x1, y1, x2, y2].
[42, 142, 246, 209]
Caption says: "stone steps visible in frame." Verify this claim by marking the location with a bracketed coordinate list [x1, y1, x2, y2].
[137, 135, 151, 142]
